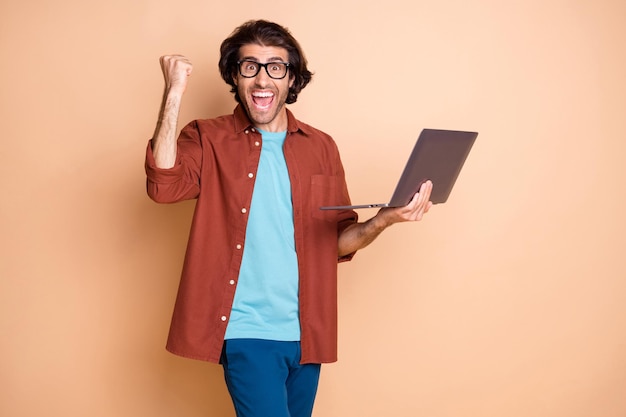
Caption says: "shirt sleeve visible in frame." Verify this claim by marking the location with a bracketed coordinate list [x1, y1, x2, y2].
[334, 147, 359, 263]
[145, 121, 203, 203]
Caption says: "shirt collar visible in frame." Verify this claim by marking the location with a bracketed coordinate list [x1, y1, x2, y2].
[233, 104, 312, 136]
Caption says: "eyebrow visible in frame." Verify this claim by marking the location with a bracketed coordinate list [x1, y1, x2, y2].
[240, 56, 288, 62]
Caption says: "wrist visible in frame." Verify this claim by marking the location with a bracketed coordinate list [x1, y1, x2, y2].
[166, 85, 185, 99]
[370, 211, 392, 231]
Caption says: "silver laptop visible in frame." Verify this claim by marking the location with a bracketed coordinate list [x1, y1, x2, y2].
[320, 129, 478, 210]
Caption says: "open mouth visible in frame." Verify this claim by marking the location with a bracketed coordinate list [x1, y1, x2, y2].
[251, 91, 274, 110]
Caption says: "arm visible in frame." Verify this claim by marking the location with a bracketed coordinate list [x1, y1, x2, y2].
[337, 180, 434, 257]
[151, 55, 193, 169]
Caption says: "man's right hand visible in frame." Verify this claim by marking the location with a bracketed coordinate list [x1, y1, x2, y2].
[151, 55, 193, 169]
[160, 54, 193, 93]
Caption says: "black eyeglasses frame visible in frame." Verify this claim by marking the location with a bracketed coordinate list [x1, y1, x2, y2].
[236, 60, 291, 80]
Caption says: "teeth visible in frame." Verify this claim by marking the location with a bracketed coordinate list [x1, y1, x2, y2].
[252, 91, 274, 98]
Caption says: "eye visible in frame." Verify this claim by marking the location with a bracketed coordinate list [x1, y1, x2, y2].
[245, 62, 258, 71]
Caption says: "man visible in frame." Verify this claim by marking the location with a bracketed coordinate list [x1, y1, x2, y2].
[145, 19, 433, 417]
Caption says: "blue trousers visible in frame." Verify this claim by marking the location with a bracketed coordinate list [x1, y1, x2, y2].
[220, 339, 321, 417]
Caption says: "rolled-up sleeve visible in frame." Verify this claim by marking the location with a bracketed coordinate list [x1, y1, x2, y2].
[145, 121, 204, 203]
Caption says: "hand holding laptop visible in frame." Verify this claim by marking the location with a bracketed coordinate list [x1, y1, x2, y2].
[335, 129, 476, 258]
[320, 129, 477, 210]
[377, 180, 434, 224]
[336, 179, 435, 257]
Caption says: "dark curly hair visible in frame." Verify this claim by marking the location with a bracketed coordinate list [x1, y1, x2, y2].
[219, 20, 313, 105]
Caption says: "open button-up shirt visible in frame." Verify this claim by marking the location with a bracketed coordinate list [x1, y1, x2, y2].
[145, 105, 358, 364]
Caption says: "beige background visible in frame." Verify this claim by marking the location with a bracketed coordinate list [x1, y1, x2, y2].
[2, 0, 625, 416]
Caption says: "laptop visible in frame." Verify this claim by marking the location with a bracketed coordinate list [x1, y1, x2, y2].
[319, 129, 478, 210]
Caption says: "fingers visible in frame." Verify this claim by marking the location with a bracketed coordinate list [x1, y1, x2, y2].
[409, 181, 432, 207]
[159, 54, 193, 91]
[403, 181, 433, 221]
[377, 181, 433, 225]
[418, 180, 432, 201]
[160, 54, 193, 70]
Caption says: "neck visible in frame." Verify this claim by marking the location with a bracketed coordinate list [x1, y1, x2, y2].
[254, 107, 289, 133]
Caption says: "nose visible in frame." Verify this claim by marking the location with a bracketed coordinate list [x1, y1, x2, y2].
[254, 66, 271, 86]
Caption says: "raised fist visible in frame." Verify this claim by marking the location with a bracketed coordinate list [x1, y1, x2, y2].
[159, 54, 193, 93]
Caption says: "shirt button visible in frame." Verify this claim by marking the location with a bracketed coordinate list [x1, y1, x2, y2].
[251, 128, 256, 132]
[236, 244, 242, 250]
[229, 280, 235, 285]
[254, 141, 260, 147]
[241, 208, 247, 214]
[244, 129, 249, 134]
[221, 316, 227, 322]
[248, 172, 254, 178]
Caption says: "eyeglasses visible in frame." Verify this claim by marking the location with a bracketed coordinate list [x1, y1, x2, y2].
[237, 60, 291, 79]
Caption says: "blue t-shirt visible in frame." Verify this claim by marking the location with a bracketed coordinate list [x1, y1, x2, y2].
[224, 129, 300, 341]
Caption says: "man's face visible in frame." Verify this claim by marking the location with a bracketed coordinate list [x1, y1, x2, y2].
[234, 44, 294, 132]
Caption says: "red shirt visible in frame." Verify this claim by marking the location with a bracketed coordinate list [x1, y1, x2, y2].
[145, 105, 358, 364]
